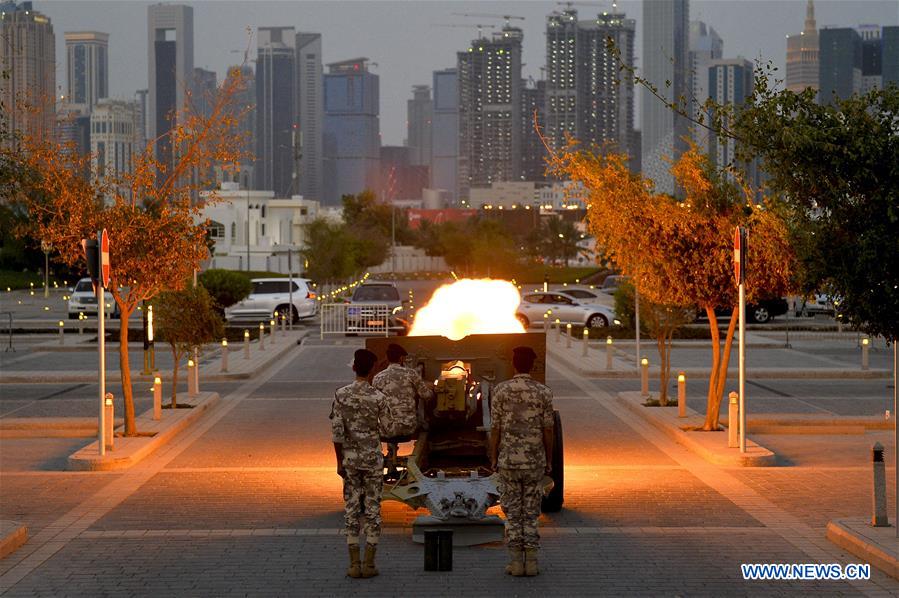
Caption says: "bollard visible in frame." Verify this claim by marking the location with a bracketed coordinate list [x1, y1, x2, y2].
[187, 359, 198, 396]
[555, 318, 561, 343]
[837, 316, 843, 334]
[153, 376, 162, 420]
[566, 323, 572, 348]
[606, 336, 614, 370]
[543, 312, 548, 331]
[79, 313, 85, 336]
[871, 442, 889, 526]
[259, 323, 266, 351]
[582, 328, 589, 357]
[221, 339, 229, 373]
[244, 329, 250, 359]
[193, 347, 200, 393]
[58, 320, 65, 345]
[640, 358, 649, 398]
[728, 392, 739, 448]
[861, 337, 870, 371]
[269, 319, 276, 343]
[104, 393, 114, 451]
[281, 314, 287, 336]
[677, 372, 686, 418]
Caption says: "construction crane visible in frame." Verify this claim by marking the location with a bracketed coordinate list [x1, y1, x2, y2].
[451, 12, 525, 29]
[556, 1, 614, 11]
[432, 23, 497, 38]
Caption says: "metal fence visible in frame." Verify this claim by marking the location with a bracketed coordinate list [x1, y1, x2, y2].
[320, 303, 391, 339]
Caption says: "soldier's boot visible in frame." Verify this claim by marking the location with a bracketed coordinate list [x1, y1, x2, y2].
[505, 547, 525, 576]
[524, 547, 539, 576]
[346, 544, 362, 579]
[362, 544, 379, 578]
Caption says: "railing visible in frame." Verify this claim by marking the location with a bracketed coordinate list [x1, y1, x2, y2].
[320, 303, 391, 339]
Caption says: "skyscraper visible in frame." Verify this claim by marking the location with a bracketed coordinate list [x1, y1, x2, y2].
[786, 0, 819, 96]
[520, 78, 546, 181]
[858, 25, 883, 93]
[689, 21, 722, 154]
[322, 58, 380, 206]
[90, 98, 140, 191]
[545, 7, 636, 163]
[406, 84, 432, 168]
[0, 1, 56, 145]
[147, 3, 193, 168]
[430, 67, 458, 203]
[819, 27, 862, 105]
[457, 25, 523, 201]
[255, 26, 296, 198]
[223, 65, 254, 189]
[884, 27, 899, 88]
[707, 58, 755, 182]
[295, 32, 323, 201]
[64, 31, 108, 113]
[642, 0, 689, 195]
[135, 88, 148, 146]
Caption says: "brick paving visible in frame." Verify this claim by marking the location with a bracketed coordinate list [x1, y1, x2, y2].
[0, 340, 897, 596]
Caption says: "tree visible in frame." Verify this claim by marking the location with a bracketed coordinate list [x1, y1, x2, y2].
[154, 285, 224, 408]
[199, 268, 253, 311]
[550, 148, 794, 429]
[301, 218, 364, 285]
[12, 67, 249, 435]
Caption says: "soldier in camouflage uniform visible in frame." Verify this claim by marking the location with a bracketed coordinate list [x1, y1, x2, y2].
[331, 349, 388, 579]
[489, 346, 554, 577]
[372, 343, 434, 475]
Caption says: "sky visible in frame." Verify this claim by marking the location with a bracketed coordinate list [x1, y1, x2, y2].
[39, 0, 899, 145]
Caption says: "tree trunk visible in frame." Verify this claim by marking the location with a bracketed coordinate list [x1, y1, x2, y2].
[703, 306, 721, 430]
[713, 307, 740, 418]
[170, 344, 182, 409]
[118, 306, 137, 435]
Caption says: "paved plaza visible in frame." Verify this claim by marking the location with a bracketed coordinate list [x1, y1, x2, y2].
[1, 332, 897, 597]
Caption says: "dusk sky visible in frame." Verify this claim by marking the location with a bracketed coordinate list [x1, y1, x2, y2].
[40, 0, 899, 145]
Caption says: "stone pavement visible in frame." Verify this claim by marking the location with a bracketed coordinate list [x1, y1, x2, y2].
[0, 339, 896, 596]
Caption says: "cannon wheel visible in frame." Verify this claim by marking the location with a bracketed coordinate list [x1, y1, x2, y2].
[541, 410, 564, 512]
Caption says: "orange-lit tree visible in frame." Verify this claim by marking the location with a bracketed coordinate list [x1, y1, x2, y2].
[14, 67, 249, 435]
[550, 147, 794, 429]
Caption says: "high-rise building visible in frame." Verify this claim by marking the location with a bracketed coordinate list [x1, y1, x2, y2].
[688, 21, 722, 154]
[192, 67, 217, 119]
[0, 1, 56, 145]
[56, 105, 91, 178]
[322, 58, 380, 206]
[135, 88, 148, 146]
[64, 31, 108, 113]
[406, 84, 432, 168]
[255, 26, 296, 198]
[457, 25, 523, 201]
[858, 25, 883, 93]
[786, 0, 819, 96]
[380, 145, 428, 201]
[90, 98, 140, 197]
[642, 0, 689, 195]
[819, 27, 862, 105]
[707, 58, 755, 183]
[520, 78, 546, 181]
[295, 32, 323, 201]
[884, 27, 899, 88]
[545, 8, 636, 163]
[222, 65, 254, 189]
[147, 3, 193, 169]
[430, 67, 458, 203]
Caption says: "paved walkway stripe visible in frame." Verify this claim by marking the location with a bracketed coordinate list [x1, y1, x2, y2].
[0, 344, 306, 593]
[548, 356, 898, 596]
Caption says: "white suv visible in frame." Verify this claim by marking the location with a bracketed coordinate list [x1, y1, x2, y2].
[224, 278, 317, 323]
[68, 278, 117, 319]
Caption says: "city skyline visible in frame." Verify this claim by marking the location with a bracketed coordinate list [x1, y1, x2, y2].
[38, 0, 899, 146]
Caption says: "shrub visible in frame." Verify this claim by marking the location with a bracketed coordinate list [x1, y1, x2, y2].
[199, 269, 253, 309]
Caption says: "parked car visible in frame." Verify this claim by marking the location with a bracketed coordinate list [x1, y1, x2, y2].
[557, 286, 611, 306]
[695, 297, 789, 324]
[796, 293, 836, 317]
[346, 282, 409, 335]
[67, 278, 117, 319]
[600, 275, 627, 295]
[516, 292, 616, 329]
[224, 278, 317, 323]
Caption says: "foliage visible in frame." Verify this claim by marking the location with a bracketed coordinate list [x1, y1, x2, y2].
[154, 285, 224, 408]
[301, 218, 366, 284]
[7, 66, 249, 435]
[549, 147, 795, 429]
[199, 268, 253, 309]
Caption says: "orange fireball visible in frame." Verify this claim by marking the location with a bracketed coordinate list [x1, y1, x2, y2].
[409, 279, 526, 341]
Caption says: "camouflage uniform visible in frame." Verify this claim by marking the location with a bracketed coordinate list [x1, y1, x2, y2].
[331, 380, 388, 545]
[491, 373, 554, 549]
[372, 363, 433, 438]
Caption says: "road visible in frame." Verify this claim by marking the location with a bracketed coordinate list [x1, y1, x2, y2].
[1, 338, 896, 595]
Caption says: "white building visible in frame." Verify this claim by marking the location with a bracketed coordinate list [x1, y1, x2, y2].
[90, 98, 140, 193]
[198, 182, 320, 273]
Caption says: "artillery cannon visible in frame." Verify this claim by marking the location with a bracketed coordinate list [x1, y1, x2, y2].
[366, 332, 563, 545]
